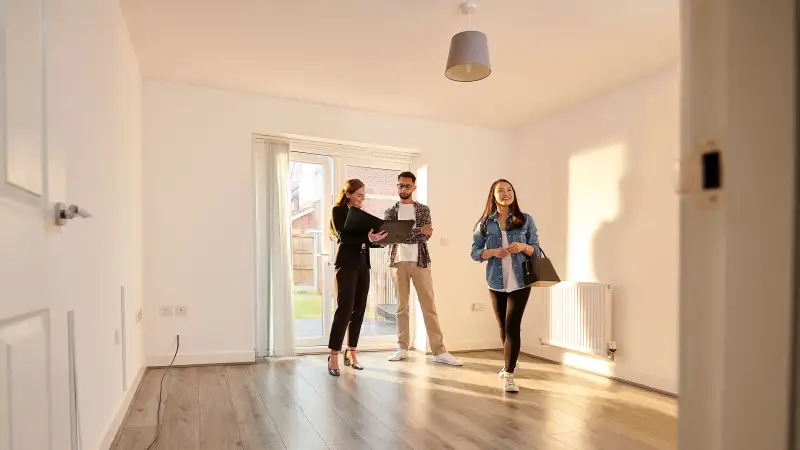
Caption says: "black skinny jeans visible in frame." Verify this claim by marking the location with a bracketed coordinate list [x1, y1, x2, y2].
[328, 253, 370, 352]
[489, 286, 531, 374]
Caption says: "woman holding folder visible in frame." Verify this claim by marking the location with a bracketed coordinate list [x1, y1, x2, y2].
[327, 179, 387, 376]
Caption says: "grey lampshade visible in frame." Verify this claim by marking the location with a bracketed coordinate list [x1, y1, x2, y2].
[445, 30, 491, 82]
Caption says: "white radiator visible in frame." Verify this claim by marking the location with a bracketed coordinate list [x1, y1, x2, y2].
[539, 282, 615, 359]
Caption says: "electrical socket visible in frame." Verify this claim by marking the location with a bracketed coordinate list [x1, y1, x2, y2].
[471, 303, 486, 312]
[135, 308, 143, 323]
[160, 306, 173, 317]
[175, 306, 187, 317]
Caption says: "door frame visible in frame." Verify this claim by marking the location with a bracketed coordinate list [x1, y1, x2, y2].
[679, 1, 797, 448]
[791, 1, 800, 446]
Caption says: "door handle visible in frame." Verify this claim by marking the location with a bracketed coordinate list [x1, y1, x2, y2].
[55, 202, 92, 226]
[315, 253, 331, 266]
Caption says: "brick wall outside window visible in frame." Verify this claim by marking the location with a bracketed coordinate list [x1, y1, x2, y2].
[344, 165, 399, 197]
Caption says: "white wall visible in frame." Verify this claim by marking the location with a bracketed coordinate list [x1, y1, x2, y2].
[514, 68, 680, 394]
[46, 0, 144, 446]
[142, 80, 515, 364]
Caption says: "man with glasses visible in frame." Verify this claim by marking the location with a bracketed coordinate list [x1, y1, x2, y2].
[383, 171, 462, 366]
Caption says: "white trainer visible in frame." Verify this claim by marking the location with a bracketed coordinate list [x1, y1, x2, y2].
[498, 363, 520, 377]
[387, 349, 409, 361]
[504, 374, 520, 393]
[432, 352, 463, 366]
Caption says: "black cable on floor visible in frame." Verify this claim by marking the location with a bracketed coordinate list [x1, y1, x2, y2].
[146, 335, 180, 450]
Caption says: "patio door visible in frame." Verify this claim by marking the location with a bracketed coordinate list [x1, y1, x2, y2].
[334, 157, 410, 347]
[289, 152, 334, 348]
[287, 150, 409, 350]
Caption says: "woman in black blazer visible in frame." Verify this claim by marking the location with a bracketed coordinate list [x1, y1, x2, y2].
[327, 179, 387, 376]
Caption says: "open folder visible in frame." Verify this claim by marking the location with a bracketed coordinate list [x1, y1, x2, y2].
[343, 206, 415, 245]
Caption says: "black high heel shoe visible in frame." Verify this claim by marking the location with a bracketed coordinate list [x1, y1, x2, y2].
[327, 355, 340, 376]
[344, 349, 364, 370]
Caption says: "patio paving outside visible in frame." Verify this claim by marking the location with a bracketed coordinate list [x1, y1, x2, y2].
[295, 318, 396, 340]
[294, 290, 396, 340]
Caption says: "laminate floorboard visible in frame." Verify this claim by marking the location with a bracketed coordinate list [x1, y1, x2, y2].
[111, 351, 677, 450]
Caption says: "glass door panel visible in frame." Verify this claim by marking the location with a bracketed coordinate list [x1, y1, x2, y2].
[337, 158, 410, 345]
[289, 152, 334, 348]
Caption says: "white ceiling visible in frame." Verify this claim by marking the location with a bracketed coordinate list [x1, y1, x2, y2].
[120, 0, 679, 130]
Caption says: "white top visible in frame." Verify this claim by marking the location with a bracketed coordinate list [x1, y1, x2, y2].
[395, 203, 418, 263]
[499, 231, 521, 292]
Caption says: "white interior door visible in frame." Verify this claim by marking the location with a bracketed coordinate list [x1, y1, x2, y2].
[0, 0, 68, 448]
[335, 156, 410, 347]
[289, 152, 334, 348]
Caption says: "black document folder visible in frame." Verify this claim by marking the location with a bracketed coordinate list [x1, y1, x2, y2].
[343, 206, 415, 245]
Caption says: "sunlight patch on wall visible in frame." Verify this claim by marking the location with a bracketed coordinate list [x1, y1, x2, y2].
[567, 144, 626, 281]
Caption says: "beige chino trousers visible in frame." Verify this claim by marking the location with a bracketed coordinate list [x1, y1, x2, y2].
[392, 262, 446, 355]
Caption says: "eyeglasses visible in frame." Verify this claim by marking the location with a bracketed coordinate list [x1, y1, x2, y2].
[397, 184, 414, 190]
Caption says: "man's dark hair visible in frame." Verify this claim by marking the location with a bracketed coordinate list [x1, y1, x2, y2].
[398, 171, 416, 183]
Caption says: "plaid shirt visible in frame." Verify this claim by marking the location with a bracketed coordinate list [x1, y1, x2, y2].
[384, 201, 432, 268]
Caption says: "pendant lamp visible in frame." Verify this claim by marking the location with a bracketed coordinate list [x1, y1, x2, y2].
[445, 0, 491, 82]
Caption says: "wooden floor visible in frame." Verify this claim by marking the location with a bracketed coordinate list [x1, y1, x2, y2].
[111, 351, 677, 450]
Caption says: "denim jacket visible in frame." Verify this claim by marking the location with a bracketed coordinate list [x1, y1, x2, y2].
[470, 213, 542, 291]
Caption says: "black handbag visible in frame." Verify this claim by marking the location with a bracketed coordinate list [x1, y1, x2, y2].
[523, 247, 561, 287]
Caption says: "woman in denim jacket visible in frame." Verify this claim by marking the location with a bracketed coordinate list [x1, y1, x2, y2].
[471, 179, 541, 393]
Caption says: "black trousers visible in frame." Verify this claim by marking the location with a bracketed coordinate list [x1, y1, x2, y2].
[489, 287, 531, 374]
[328, 253, 370, 351]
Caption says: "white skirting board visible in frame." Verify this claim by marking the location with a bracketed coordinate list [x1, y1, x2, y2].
[145, 350, 256, 367]
[444, 339, 503, 353]
[97, 365, 146, 450]
[410, 341, 502, 356]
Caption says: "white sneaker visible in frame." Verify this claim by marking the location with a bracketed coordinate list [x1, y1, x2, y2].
[387, 349, 409, 361]
[504, 374, 520, 393]
[432, 352, 463, 366]
[498, 363, 520, 377]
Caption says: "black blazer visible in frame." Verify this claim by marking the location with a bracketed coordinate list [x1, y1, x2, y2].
[330, 204, 380, 269]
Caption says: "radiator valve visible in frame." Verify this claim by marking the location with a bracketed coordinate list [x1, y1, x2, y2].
[607, 341, 617, 361]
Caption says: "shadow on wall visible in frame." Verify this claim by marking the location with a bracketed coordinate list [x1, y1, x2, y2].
[592, 168, 635, 322]
[517, 68, 680, 393]
[590, 93, 679, 392]
[538, 136, 678, 391]
[567, 143, 626, 282]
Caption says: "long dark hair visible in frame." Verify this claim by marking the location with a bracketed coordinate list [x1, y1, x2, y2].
[476, 179, 526, 234]
[329, 178, 365, 240]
